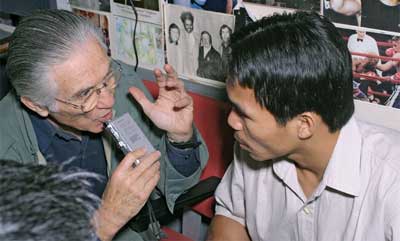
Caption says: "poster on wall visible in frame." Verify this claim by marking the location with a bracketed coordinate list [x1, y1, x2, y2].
[164, 4, 235, 87]
[70, 0, 111, 12]
[110, 15, 164, 69]
[72, 7, 111, 56]
[338, 26, 400, 110]
[322, 0, 399, 34]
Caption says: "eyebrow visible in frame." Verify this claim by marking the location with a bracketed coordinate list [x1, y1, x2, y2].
[230, 100, 248, 117]
[71, 61, 113, 99]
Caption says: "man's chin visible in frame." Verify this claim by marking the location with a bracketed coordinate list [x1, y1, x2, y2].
[88, 121, 106, 134]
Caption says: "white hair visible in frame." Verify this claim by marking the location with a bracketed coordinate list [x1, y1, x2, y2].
[6, 10, 106, 111]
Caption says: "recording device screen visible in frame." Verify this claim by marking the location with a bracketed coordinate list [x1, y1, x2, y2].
[104, 113, 155, 155]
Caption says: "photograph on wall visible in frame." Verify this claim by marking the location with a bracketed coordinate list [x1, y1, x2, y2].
[164, 4, 235, 86]
[70, 0, 111, 12]
[110, 15, 164, 69]
[72, 8, 111, 56]
[322, 0, 399, 33]
[338, 26, 400, 109]
[242, 0, 321, 12]
[111, 0, 161, 25]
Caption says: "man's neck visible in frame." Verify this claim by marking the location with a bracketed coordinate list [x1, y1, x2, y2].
[291, 128, 340, 198]
[204, 46, 211, 56]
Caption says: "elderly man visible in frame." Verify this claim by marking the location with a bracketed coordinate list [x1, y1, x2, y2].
[0, 10, 208, 241]
[207, 12, 400, 241]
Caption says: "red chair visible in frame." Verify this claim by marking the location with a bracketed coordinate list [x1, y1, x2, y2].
[142, 80, 234, 240]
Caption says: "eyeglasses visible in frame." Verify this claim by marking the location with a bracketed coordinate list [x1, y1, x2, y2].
[55, 61, 122, 113]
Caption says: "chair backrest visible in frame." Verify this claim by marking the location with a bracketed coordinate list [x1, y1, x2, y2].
[143, 80, 234, 218]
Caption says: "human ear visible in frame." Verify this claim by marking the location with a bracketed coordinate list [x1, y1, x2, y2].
[20, 96, 50, 117]
[296, 112, 317, 140]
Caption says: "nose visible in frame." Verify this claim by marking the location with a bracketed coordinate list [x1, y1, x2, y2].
[227, 109, 243, 131]
[96, 88, 115, 109]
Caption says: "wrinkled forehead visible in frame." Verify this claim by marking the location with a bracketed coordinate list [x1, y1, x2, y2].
[52, 38, 109, 96]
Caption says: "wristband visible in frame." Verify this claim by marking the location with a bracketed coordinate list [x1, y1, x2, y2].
[168, 134, 201, 149]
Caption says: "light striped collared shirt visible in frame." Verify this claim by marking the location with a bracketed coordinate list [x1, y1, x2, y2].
[215, 117, 400, 241]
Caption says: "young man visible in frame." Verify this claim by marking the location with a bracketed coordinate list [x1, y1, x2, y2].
[208, 12, 400, 241]
[0, 10, 208, 241]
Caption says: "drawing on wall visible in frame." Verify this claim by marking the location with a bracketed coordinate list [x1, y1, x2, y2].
[70, 0, 110, 12]
[338, 26, 400, 109]
[164, 4, 235, 86]
[112, 15, 164, 69]
[322, 0, 399, 33]
[72, 8, 111, 56]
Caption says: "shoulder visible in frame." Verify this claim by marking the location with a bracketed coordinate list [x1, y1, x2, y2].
[0, 92, 37, 161]
[0, 91, 21, 131]
[356, 121, 400, 222]
[357, 119, 400, 173]
[211, 48, 221, 56]
[365, 35, 377, 43]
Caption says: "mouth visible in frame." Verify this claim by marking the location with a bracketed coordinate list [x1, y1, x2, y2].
[98, 111, 113, 123]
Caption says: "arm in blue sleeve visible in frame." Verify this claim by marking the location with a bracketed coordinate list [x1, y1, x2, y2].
[166, 140, 200, 177]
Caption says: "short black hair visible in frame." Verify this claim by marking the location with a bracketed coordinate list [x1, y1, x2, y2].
[200, 31, 212, 45]
[168, 23, 180, 44]
[227, 12, 354, 132]
[219, 24, 232, 38]
[180, 11, 194, 24]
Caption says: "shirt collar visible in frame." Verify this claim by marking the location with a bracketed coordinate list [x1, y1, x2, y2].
[321, 117, 362, 197]
[29, 112, 81, 152]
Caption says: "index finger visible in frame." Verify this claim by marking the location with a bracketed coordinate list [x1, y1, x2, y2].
[153, 68, 164, 81]
[164, 64, 185, 88]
